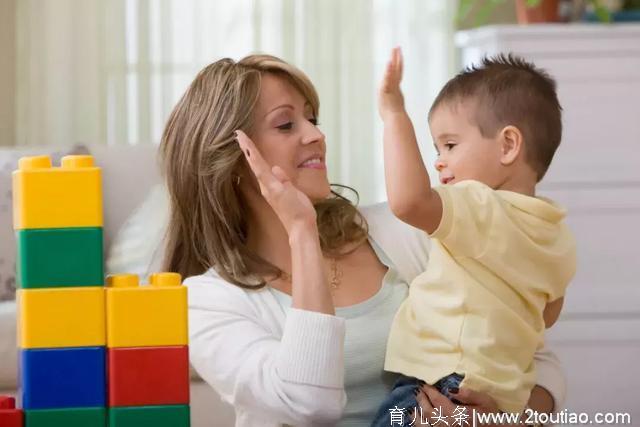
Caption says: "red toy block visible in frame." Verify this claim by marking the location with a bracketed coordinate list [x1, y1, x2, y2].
[108, 346, 189, 407]
[0, 396, 24, 427]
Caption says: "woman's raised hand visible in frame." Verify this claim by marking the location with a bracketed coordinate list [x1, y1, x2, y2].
[236, 130, 317, 236]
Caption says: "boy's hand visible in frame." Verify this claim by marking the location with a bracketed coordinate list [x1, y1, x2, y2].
[378, 47, 405, 120]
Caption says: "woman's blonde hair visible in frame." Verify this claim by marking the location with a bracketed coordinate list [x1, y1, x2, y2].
[159, 54, 368, 289]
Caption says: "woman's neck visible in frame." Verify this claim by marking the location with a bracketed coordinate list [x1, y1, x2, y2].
[246, 198, 293, 273]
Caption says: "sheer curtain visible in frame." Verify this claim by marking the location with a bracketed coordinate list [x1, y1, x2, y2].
[16, 0, 455, 203]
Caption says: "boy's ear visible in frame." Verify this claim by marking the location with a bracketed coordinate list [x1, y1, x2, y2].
[499, 125, 523, 166]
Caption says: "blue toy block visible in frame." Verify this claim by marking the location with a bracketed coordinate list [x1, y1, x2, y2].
[20, 347, 106, 410]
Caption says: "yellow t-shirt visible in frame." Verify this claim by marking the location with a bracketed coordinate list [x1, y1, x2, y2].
[384, 180, 576, 413]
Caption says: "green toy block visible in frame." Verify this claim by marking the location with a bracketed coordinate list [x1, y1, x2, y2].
[108, 405, 190, 427]
[25, 406, 106, 426]
[16, 227, 104, 289]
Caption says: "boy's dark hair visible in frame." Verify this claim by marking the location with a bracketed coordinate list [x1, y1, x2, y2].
[429, 53, 562, 181]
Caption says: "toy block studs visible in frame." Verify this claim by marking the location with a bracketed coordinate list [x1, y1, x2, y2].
[13, 155, 103, 229]
[106, 273, 187, 348]
[18, 287, 106, 348]
[149, 272, 181, 287]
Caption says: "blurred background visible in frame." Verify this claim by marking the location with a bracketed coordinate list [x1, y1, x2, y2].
[0, 1, 639, 426]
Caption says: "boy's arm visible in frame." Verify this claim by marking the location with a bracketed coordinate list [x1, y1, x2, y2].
[379, 48, 442, 234]
[543, 297, 564, 328]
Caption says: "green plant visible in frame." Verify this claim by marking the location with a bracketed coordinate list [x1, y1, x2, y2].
[457, 0, 612, 26]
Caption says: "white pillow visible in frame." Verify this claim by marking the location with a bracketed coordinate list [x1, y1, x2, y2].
[105, 184, 169, 281]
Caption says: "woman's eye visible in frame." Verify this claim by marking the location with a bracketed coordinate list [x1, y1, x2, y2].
[276, 122, 293, 131]
[309, 117, 319, 126]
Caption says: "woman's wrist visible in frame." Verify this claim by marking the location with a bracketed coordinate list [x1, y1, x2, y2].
[288, 220, 319, 246]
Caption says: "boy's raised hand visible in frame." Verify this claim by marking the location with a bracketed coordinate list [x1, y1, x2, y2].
[378, 47, 405, 120]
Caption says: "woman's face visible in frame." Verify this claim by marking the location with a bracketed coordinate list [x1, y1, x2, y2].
[246, 73, 330, 202]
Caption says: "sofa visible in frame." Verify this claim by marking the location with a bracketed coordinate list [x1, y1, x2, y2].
[0, 144, 235, 426]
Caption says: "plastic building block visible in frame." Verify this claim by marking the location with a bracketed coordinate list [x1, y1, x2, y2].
[20, 347, 106, 410]
[18, 287, 106, 348]
[106, 273, 187, 348]
[13, 155, 103, 230]
[24, 407, 106, 426]
[0, 396, 23, 427]
[108, 346, 189, 407]
[108, 405, 190, 427]
[16, 227, 104, 289]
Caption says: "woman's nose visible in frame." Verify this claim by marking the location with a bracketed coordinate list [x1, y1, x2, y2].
[301, 121, 325, 145]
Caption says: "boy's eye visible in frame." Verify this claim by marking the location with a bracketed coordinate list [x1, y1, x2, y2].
[276, 122, 293, 130]
[444, 143, 456, 150]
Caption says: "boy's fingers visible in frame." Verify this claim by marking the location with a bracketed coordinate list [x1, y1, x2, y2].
[381, 63, 395, 92]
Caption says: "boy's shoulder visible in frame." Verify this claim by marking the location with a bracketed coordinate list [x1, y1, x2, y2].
[438, 180, 567, 223]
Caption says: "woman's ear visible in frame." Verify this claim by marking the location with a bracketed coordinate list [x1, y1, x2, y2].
[499, 125, 524, 166]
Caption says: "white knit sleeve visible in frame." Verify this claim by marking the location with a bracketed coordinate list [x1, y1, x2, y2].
[533, 344, 567, 411]
[186, 274, 346, 425]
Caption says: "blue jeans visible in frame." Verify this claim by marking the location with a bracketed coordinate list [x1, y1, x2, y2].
[370, 373, 464, 427]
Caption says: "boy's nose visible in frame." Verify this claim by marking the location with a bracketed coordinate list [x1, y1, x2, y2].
[435, 159, 445, 172]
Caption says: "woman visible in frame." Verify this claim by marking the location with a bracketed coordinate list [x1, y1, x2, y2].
[159, 55, 564, 426]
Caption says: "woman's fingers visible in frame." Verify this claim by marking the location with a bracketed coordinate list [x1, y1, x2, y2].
[271, 165, 291, 184]
[450, 387, 482, 406]
[421, 383, 457, 413]
[451, 387, 498, 412]
[416, 387, 434, 420]
[235, 130, 282, 194]
[235, 130, 267, 178]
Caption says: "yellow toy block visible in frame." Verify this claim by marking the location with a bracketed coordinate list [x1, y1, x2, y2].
[18, 287, 106, 348]
[13, 155, 103, 230]
[106, 273, 188, 348]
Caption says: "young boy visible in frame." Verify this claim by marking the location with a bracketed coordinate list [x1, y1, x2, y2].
[371, 48, 576, 425]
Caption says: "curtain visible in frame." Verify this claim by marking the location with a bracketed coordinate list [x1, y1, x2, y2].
[16, 0, 455, 204]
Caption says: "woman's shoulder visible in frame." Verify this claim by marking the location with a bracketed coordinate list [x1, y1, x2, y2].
[359, 202, 431, 283]
[359, 202, 428, 249]
[184, 269, 262, 311]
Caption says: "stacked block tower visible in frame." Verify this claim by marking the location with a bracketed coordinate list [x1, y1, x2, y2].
[14, 155, 107, 426]
[7, 155, 190, 427]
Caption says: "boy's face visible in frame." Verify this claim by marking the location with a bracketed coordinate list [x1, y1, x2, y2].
[429, 100, 506, 188]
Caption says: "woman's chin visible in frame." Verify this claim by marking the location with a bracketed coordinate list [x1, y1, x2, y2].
[299, 181, 331, 202]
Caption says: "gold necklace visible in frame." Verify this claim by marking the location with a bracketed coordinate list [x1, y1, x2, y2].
[279, 258, 342, 292]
